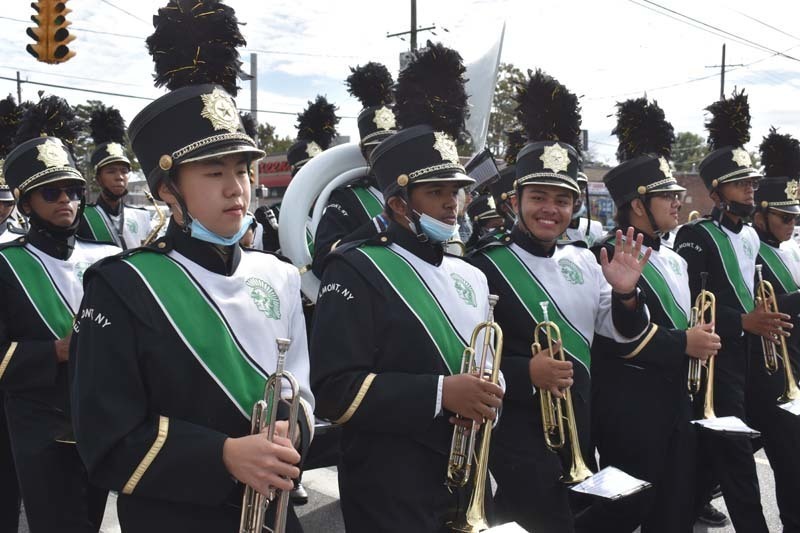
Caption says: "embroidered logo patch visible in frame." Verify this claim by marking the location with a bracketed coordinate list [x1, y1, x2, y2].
[125, 219, 138, 235]
[743, 239, 754, 260]
[451, 273, 477, 307]
[668, 256, 681, 276]
[558, 258, 584, 285]
[73, 261, 91, 283]
[246, 277, 281, 319]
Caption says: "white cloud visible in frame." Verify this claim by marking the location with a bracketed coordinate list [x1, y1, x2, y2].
[0, 0, 797, 164]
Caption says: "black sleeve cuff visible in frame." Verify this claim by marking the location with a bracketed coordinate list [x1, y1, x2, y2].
[612, 289, 649, 338]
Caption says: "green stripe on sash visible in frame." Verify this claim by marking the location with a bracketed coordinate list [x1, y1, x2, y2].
[306, 227, 314, 255]
[358, 246, 465, 374]
[124, 252, 266, 416]
[697, 221, 755, 312]
[351, 186, 383, 219]
[759, 243, 800, 293]
[610, 238, 688, 329]
[0, 247, 73, 337]
[484, 245, 591, 370]
[83, 206, 114, 243]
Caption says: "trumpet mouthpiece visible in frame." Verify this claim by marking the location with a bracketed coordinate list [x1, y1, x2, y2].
[539, 301, 550, 322]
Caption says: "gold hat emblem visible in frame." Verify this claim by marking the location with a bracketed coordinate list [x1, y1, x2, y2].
[487, 196, 497, 210]
[785, 179, 799, 201]
[200, 87, 240, 133]
[433, 132, 460, 165]
[539, 143, 570, 174]
[658, 157, 673, 178]
[373, 106, 396, 131]
[106, 142, 125, 158]
[37, 139, 70, 168]
[305, 141, 322, 159]
[731, 148, 752, 168]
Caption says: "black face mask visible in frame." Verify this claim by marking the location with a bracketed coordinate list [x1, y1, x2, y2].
[722, 200, 755, 219]
[101, 186, 129, 202]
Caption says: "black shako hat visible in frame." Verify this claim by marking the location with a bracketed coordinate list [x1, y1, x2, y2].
[4, 95, 84, 204]
[755, 128, 800, 214]
[286, 95, 339, 175]
[513, 69, 582, 195]
[129, 0, 264, 200]
[346, 62, 397, 150]
[603, 97, 684, 208]
[699, 89, 761, 191]
[89, 105, 131, 173]
[370, 41, 473, 199]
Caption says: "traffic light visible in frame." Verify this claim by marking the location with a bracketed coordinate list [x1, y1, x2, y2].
[26, 1, 76, 64]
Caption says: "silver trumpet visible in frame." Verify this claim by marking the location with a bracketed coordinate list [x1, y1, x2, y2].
[239, 338, 300, 533]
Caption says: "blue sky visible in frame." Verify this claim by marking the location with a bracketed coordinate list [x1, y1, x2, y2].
[1, 0, 799, 164]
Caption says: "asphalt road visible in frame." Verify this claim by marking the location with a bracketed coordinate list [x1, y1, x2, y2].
[17, 450, 781, 532]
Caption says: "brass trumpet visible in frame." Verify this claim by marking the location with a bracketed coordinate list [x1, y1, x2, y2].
[534, 301, 592, 484]
[755, 265, 800, 404]
[142, 191, 166, 246]
[239, 338, 300, 533]
[687, 273, 717, 419]
[446, 294, 503, 533]
[687, 210, 701, 222]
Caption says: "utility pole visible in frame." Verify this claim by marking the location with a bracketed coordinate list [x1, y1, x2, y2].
[250, 53, 257, 117]
[386, 0, 438, 52]
[705, 44, 744, 99]
[16, 71, 21, 103]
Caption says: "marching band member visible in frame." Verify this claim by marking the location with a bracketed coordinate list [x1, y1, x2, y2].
[78, 105, 152, 249]
[748, 129, 800, 531]
[674, 90, 789, 532]
[468, 70, 651, 533]
[70, 2, 313, 531]
[311, 42, 503, 532]
[1, 96, 119, 532]
[563, 170, 603, 246]
[584, 98, 719, 533]
[311, 62, 397, 276]
[464, 193, 505, 251]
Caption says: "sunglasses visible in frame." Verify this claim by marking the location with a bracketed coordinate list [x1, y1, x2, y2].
[38, 186, 84, 203]
[770, 210, 800, 224]
[650, 191, 684, 202]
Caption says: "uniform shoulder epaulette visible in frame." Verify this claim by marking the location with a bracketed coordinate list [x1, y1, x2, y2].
[684, 216, 710, 227]
[125, 204, 148, 211]
[342, 174, 371, 190]
[468, 232, 512, 256]
[242, 246, 293, 265]
[563, 239, 588, 249]
[75, 234, 117, 247]
[0, 236, 26, 250]
[591, 233, 616, 249]
[83, 237, 170, 281]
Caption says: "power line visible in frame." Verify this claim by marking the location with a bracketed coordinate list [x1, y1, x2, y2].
[732, 9, 800, 42]
[0, 75, 358, 118]
[98, 0, 149, 25]
[0, 65, 150, 89]
[0, 15, 144, 39]
[635, 0, 800, 61]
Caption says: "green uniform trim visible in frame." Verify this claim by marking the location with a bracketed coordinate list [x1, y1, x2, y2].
[696, 221, 755, 312]
[83, 205, 115, 243]
[759, 243, 800, 293]
[124, 252, 267, 417]
[351, 186, 384, 219]
[0, 247, 73, 338]
[358, 245, 465, 374]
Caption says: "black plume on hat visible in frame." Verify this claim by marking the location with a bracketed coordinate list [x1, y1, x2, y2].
[504, 129, 527, 166]
[89, 104, 126, 145]
[394, 41, 469, 140]
[760, 127, 800, 179]
[612, 97, 674, 162]
[0, 95, 22, 157]
[514, 69, 582, 154]
[346, 62, 394, 108]
[146, 0, 246, 96]
[705, 88, 750, 150]
[296, 95, 339, 150]
[14, 95, 83, 153]
[240, 111, 258, 143]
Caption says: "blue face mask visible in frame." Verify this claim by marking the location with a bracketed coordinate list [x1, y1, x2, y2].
[417, 212, 459, 243]
[189, 213, 254, 246]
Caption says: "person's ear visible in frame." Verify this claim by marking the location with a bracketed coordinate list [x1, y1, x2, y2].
[631, 198, 646, 217]
[387, 195, 407, 218]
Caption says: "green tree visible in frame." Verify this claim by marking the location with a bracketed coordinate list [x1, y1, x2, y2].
[256, 121, 294, 154]
[487, 63, 526, 156]
[672, 131, 709, 172]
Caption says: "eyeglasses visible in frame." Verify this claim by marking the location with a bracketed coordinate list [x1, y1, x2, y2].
[650, 191, 684, 202]
[38, 186, 84, 202]
[770, 210, 800, 224]
[731, 179, 760, 191]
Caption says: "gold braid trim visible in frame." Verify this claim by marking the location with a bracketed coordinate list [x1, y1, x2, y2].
[621, 324, 659, 360]
[334, 373, 377, 424]
[122, 416, 169, 495]
[0, 342, 18, 381]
